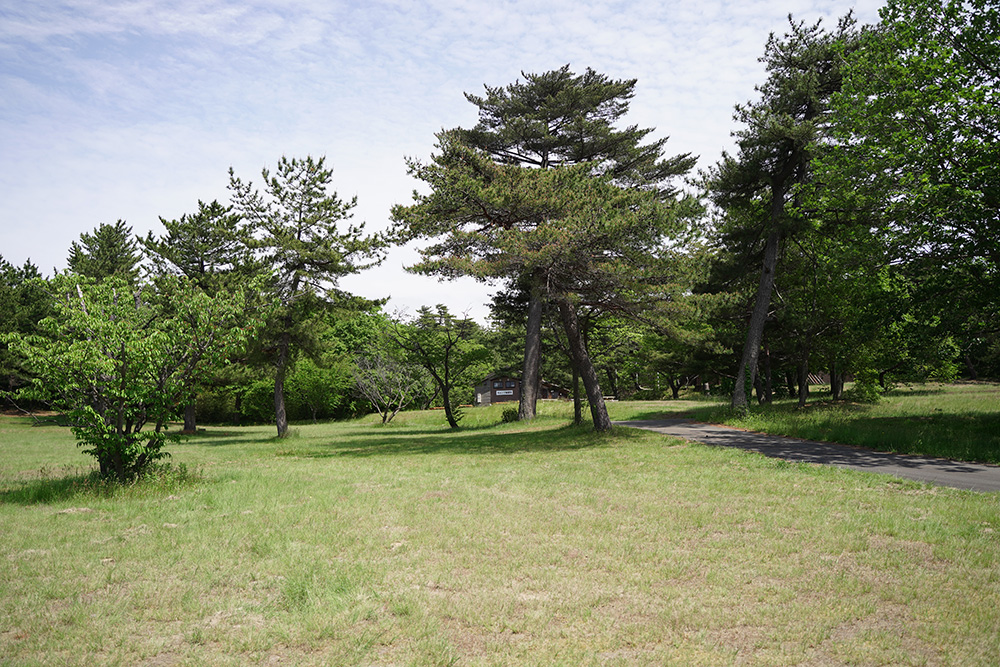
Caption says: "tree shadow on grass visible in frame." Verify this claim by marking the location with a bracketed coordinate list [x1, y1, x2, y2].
[624, 408, 700, 422]
[858, 412, 1000, 463]
[273, 422, 641, 459]
[171, 428, 271, 448]
[0, 468, 103, 506]
[1, 458, 203, 506]
[884, 387, 948, 397]
[625, 399, 880, 424]
[178, 418, 507, 448]
[1, 413, 67, 426]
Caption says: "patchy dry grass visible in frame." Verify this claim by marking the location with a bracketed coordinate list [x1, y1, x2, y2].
[2, 400, 999, 665]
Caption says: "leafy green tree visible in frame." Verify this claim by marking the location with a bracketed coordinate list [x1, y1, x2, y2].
[3, 275, 257, 481]
[286, 357, 357, 423]
[396, 66, 695, 422]
[66, 220, 142, 283]
[632, 289, 730, 401]
[705, 16, 859, 412]
[827, 0, 998, 270]
[821, 0, 1000, 378]
[0, 257, 52, 398]
[392, 304, 492, 429]
[228, 155, 385, 437]
[141, 199, 257, 431]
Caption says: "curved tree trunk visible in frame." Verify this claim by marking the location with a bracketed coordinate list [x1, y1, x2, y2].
[669, 377, 682, 400]
[732, 227, 782, 412]
[557, 297, 611, 432]
[442, 385, 460, 429]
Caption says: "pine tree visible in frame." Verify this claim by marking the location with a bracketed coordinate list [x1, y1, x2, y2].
[66, 220, 141, 283]
[705, 16, 859, 412]
[393, 141, 691, 430]
[394, 66, 694, 424]
[229, 156, 385, 437]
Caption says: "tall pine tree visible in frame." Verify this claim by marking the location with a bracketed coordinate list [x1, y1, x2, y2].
[705, 16, 859, 412]
[229, 156, 385, 437]
[395, 66, 694, 422]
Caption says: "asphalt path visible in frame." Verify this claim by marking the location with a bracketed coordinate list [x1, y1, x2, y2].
[614, 418, 1000, 492]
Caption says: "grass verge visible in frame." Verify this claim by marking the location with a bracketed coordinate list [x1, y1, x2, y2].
[627, 383, 1000, 464]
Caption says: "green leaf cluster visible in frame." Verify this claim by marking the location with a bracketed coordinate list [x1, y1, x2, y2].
[3, 275, 261, 481]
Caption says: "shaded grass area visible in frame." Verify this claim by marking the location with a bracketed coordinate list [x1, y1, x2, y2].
[2, 401, 999, 665]
[631, 383, 1000, 464]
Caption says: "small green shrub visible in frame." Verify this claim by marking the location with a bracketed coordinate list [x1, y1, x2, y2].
[501, 407, 519, 423]
[847, 369, 882, 403]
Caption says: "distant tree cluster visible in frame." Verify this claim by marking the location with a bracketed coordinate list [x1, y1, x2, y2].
[2, 0, 996, 479]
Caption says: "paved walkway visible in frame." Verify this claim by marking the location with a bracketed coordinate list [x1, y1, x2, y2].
[614, 418, 1000, 492]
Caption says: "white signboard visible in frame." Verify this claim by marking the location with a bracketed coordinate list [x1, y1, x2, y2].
[496, 390, 514, 396]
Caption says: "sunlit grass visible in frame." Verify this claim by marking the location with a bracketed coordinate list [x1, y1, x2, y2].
[1, 398, 999, 665]
[662, 382, 1000, 463]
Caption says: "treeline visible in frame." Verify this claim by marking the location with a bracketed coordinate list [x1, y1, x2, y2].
[2, 0, 997, 479]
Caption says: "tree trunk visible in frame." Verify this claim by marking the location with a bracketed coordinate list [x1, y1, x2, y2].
[606, 368, 620, 401]
[557, 297, 611, 432]
[518, 272, 544, 421]
[753, 369, 765, 404]
[830, 360, 843, 401]
[442, 386, 460, 429]
[182, 402, 196, 434]
[572, 362, 583, 426]
[964, 354, 978, 381]
[732, 228, 782, 412]
[761, 342, 773, 403]
[797, 357, 809, 407]
[669, 377, 682, 400]
[274, 332, 291, 437]
[423, 384, 441, 411]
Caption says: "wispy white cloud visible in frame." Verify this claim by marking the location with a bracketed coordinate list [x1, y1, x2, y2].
[0, 0, 885, 319]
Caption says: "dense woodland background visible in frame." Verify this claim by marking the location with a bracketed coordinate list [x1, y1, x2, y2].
[2, 0, 997, 480]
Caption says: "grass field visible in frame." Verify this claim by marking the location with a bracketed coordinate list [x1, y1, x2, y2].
[2, 396, 999, 665]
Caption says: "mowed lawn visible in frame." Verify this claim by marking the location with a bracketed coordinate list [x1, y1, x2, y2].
[1, 399, 998, 666]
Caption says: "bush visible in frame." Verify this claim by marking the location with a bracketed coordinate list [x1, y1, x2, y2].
[846, 368, 882, 403]
[501, 407, 519, 423]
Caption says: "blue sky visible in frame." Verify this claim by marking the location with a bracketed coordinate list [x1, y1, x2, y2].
[1, 0, 884, 321]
